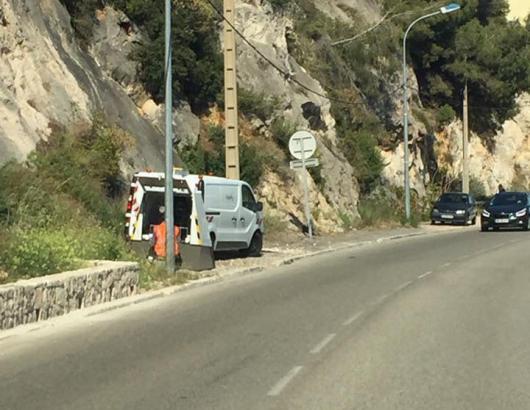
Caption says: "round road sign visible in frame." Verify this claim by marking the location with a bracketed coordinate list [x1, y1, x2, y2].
[289, 131, 316, 160]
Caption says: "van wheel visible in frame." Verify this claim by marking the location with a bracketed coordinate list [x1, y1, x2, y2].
[241, 231, 263, 258]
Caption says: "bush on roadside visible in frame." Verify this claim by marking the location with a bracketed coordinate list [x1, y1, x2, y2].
[0, 115, 133, 281]
[1, 226, 131, 280]
[1, 228, 81, 278]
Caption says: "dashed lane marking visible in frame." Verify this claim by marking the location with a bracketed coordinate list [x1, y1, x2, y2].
[342, 311, 363, 326]
[267, 366, 303, 396]
[372, 293, 389, 305]
[418, 271, 433, 279]
[395, 280, 413, 292]
[310, 333, 336, 354]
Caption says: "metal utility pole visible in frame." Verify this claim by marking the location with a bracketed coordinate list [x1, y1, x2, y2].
[164, 0, 175, 274]
[462, 82, 470, 193]
[223, 0, 240, 180]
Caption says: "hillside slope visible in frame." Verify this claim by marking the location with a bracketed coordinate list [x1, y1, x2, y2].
[1, 0, 529, 233]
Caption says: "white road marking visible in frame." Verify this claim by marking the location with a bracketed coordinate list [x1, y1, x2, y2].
[373, 293, 389, 305]
[395, 280, 413, 292]
[442, 262, 451, 268]
[310, 333, 336, 354]
[418, 271, 433, 279]
[267, 366, 303, 396]
[342, 311, 363, 326]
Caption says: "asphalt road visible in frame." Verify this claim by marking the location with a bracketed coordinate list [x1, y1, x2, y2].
[1, 228, 530, 409]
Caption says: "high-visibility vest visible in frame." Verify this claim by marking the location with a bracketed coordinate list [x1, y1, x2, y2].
[153, 223, 180, 257]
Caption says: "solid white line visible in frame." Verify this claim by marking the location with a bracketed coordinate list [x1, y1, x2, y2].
[267, 366, 303, 396]
[342, 311, 363, 326]
[395, 280, 413, 292]
[418, 271, 433, 279]
[310, 333, 336, 354]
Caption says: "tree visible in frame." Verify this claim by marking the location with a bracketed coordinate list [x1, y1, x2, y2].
[109, 0, 222, 113]
[406, 0, 530, 133]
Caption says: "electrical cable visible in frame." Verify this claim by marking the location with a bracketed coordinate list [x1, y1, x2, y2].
[203, 0, 367, 107]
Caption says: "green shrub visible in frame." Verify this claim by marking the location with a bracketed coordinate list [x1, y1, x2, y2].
[358, 197, 401, 227]
[238, 89, 280, 121]
[1, 228, 81, 278]
[26, 115, 129, 230]
[0, 226, 131, 280]
[116, 0, 223, 112]
[340, 130, 384, 193]
[270, 118, 297, 157]
[267, 0, 291, 11]
[436, 104, 456, 127]
[338, 211, 355, 230]
[0, 116, 133, 281]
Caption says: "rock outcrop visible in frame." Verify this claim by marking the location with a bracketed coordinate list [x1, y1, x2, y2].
[0, 0, 165, 170]
[436, 94, 530, 195]
[235, 1, 360, 229]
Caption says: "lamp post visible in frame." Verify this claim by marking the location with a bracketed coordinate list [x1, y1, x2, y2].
[164, 0, 175, 274]
[402, 3, 461, 221]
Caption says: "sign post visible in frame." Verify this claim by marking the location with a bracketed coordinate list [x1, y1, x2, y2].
[289, 131, 318, 239]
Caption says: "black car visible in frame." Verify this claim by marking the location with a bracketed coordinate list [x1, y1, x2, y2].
[481, 192, 530, 231]
[431, 192, 478, 225]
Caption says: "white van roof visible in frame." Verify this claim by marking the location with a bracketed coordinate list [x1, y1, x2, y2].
[186, 175, 240, 187]
[132, 171, 247, 191]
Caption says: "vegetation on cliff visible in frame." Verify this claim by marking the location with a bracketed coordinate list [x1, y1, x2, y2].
[0, 117, 131, 280]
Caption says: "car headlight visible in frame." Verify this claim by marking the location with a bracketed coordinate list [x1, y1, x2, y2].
[515, 208, 527, 217]
[432, 208, 439, 214]
[482, 210, 490, 218]
[455, 210, 466, 215]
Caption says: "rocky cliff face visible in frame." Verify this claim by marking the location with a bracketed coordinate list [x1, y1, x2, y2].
[0, 0, 164, 171]
[436, 94, 530, 195]
[1, 0, 528, 234]
[234, 0, 360, 231]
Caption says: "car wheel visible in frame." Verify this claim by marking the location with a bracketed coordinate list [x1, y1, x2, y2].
[481, 225, 488, 232]
[472, 217, 477, 225]
[431, 220, 436, 225]
[523, 223, 529, 232]
[241, 231, 263, 257]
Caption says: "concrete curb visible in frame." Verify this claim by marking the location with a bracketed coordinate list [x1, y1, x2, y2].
[0, 227, 463, 337]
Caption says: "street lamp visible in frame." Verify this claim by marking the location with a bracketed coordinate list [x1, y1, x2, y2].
[402, 3, 461, 221]
[164, 0, 175, 274]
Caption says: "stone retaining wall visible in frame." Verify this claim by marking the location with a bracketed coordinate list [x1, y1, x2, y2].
[0, 261, 139, 330]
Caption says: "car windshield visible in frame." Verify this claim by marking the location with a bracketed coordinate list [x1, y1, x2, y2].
[439, 193, 468, 203]
[491, 193, 526, 206]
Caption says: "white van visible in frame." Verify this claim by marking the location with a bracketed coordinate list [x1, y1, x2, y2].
[187, 175, 264, 256]
[124, 171, 264, 256]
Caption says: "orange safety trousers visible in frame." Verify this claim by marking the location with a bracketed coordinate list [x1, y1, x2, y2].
[153, 223, 180, 257]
